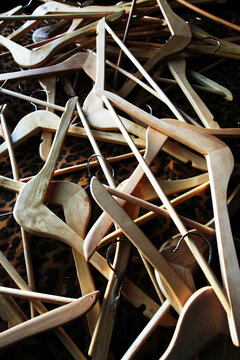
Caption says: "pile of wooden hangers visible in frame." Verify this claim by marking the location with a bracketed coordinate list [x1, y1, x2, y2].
[0, 0, 240, 359]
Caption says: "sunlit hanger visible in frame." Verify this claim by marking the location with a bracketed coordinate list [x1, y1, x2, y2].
[0, 249, 88, 358]
[0, 291, 99, 349]
[5, 98, 168, 324]
[0, 11, 123, 68]
[121, 286, 228, 360]
[95, 89, 240, 346]
[82, 19, 146, 141]
[90, 176, 193, 313]
[119, 0, 192, 100]
[0, 110, 145, 157]
[0, 104, 36, 317]
[167, 56, 220, 128]
[79, 22, 172, 354]
[0, 172, 174, 328]
[38, 76, 57, 161]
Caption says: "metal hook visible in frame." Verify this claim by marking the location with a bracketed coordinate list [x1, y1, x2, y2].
[0, 79, 8, 89]
[201, 36, 221, 55]
[140, 103, 153, 115]
[106, 239, 128, 278]
[172, 231, 212, 265]
[86, 153, 116, 182]
[23, 0, 33, 8]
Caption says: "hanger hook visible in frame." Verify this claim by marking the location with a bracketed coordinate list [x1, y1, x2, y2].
[0, 79, 8, 89]
[140, 103, 152, 115]
[172, 231, 212, 265]
[86, 153, 118, 184]
[23, 0, 33, 8]
[201, 36, 221, 55]
[106, 239, 127, 278]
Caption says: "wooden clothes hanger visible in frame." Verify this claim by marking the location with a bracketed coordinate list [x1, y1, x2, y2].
[0, 104, 37, 318]
[0, 109, 145, 156]
[167, 55, 220, 128]
[0, 249, 90, 359]
[121, 286, 228, 360]
[82, 19, 146, 142]
[0, 291, 99, 349]
[95, 89, 240, 346]
[38, 76, 57, 162]
[90, 176, 193, 314]
[0, 11, 124, 68]
[0, 173, 174, 328]
[89, 179, 229, 359]
[119, 0, 192, 99]
[6, 98, 169, 325]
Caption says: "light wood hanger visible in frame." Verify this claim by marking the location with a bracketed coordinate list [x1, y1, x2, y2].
[82, 19, 146, 141]
[96, 89, 240, 346]
[167, 56, 220, 128]
[153, 66, 233, 100]
[38, 76, 57, 162]
[90, 179, 229, 359]
[0, 110, 145, 156]
[0, 291, 99, 349]
[90, 176, 193, 314]
[46, 180, 100, 336]
[2, 99, 169, 325]
[0, 176, 169, 326]
[0, 104, 36, 318]
[118, 0, 192, 100]
[0, 286, 77, 305]
[0, 250, 89, 359]
[102, 95, 230, 309]
[0, 52, 90, 82]
[121, 286, 228, 360]
[0, 11, 124, 68]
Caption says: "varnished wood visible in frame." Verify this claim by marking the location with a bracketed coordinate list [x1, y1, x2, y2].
[119, 0, 191, 99]
[167, 56, 220, 128]
[121, 287, 228, 360]
[96, 89, 240, 346]
[90, 176, 193, 314]
[0, 291, 99, 349]
[0, 12, 123, 68]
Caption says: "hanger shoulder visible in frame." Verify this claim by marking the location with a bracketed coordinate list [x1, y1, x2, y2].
[161, 287, 228, 360]
[14, 97, 77, 209]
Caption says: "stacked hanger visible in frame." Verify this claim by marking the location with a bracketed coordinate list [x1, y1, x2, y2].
[0, 0, 239, 359]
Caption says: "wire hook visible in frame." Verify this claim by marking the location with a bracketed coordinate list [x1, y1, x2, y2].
[201, 36, 221, 55]
[23, 0, 33, 9]
[172, 231, 212, 265]
[87, 153, 116, 182]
